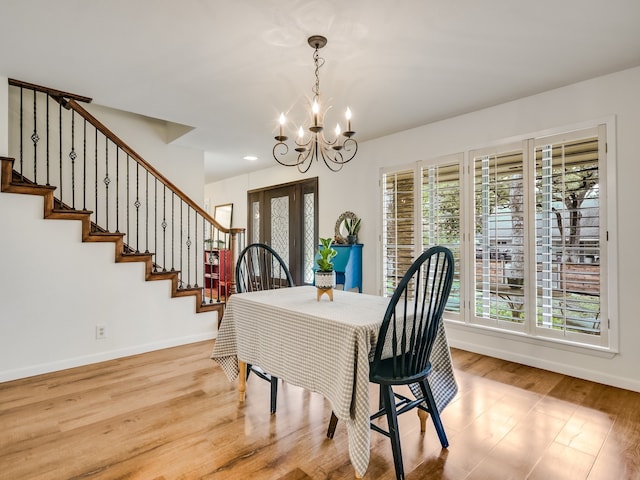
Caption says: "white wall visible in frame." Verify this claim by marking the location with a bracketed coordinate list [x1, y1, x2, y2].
[205, 66, 640, 392]
[0, 76, 7, 155]
[0, 81, 218, 382]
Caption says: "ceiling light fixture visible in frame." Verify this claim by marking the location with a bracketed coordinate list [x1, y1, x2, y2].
[273, 35, 357, 173]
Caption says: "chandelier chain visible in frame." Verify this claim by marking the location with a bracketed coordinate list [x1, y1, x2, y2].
[312, 48, 324, 100]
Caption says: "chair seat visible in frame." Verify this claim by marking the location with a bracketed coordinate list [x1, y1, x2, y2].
[369, 357, 432, 386]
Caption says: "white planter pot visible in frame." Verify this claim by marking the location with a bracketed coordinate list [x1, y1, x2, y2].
[315, 270, 336, 289]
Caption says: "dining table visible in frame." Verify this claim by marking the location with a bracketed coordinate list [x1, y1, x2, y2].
[210, 285, 457, 478]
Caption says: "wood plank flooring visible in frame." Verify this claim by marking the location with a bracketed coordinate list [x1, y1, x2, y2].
[1, 341, 639, 479]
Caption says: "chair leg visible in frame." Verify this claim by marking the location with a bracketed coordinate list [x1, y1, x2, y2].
[270, 376, 278, 414]
[327, 411, 339, 439]
[381, 385, 405, 480]
[419, 381, 448, 448]
[417, 408, 428, 433]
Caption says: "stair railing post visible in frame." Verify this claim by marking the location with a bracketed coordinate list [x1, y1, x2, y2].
[228, 228, 244, 296]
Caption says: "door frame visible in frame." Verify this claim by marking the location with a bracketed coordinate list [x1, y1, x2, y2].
[247, 177, 318, 285]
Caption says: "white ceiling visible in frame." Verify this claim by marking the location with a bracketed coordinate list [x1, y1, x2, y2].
[1, 0, 639, 183]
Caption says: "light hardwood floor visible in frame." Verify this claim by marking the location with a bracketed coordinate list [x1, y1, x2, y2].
[1, 341, 639, 480]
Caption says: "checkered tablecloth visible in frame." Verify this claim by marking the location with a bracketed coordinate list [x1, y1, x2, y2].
[210, 285, 457, 477]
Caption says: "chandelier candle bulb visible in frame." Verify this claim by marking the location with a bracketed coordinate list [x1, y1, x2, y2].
[272, 34, 358, 172]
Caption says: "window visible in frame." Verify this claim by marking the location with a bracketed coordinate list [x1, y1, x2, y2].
[532, 128, 605, 343]
[382, 156, 463, 315]
[381, 124, 613, 350]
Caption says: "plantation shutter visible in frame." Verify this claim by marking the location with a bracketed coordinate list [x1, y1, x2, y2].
[382, 168, 416, 296]
[421, 159, 462, 315]
[472, 145, 526, 329]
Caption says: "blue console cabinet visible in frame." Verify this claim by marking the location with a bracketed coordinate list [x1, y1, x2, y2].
[314, 244, 363, 292]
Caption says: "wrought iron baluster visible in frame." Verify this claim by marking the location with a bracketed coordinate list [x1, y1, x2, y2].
[189, 207, 198, 288]
[115, 148, 120, 232]
[59, 101, 63, 203]
[153, 177, 158, 272]
[104, 138, 110, 231]
[178, 200, 184, 288]
[82, 118, 86, 209]
[32, 90, 39, 183]
[144, 170, 149, 253]
[162, 185, 167, 272]
[135, 162, 140, 253]
[19, 87, 23, 178]
[46, 94, 50, 186]
[94, 128, 98, 231]
[186, 205, 192, 288]
[171, 192, 175, 272]
[69, 110, 76, 209]
[126, 155, 130, 252]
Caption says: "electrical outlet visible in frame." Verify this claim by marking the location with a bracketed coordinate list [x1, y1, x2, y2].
[95, 324, 107, 339]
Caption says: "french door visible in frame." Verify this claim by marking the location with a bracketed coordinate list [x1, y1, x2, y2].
[247, 178, 318, 285]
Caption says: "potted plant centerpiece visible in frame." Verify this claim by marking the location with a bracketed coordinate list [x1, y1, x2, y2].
[315, 237, 337, 301]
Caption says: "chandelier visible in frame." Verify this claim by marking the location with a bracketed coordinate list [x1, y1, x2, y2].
[273, 35, 357, 173]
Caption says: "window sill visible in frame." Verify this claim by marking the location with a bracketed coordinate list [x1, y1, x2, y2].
[444, 318, 617, 359]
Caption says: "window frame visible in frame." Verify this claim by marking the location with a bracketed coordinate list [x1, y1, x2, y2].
[379, 119, 617, 354]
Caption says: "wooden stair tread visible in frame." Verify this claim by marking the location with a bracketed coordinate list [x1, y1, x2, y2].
[47, 209, 93, 220]
[85, 232, 126, 242]
[174, 286, 203, 297]
[199, 302, 225, 314]
[2, 182, 56, 195]
[148, 271, 180, 281]
[119, 252, 153, 259]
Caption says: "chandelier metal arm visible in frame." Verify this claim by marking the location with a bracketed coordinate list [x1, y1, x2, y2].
[320, 136, 358, 171]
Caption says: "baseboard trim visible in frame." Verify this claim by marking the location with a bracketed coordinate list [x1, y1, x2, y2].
[0, 332, 217, 383]
[449, 338, 640, 393]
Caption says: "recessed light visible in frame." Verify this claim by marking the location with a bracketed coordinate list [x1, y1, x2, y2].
[243, 155, 258, 161]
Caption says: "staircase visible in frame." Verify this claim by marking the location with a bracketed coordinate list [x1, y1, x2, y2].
[3, 79, 244, 318]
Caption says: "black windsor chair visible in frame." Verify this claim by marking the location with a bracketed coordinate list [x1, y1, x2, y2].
[235, 243, 294, 414]
[326, 245, 455, 480]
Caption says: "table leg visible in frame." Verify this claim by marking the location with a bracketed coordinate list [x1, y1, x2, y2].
[327, 411, 338, 438]
[417, 408, 428, 432]
[238, 361, 247, 403]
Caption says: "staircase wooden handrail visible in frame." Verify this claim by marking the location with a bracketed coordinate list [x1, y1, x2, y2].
[9, 78, 93, 104]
